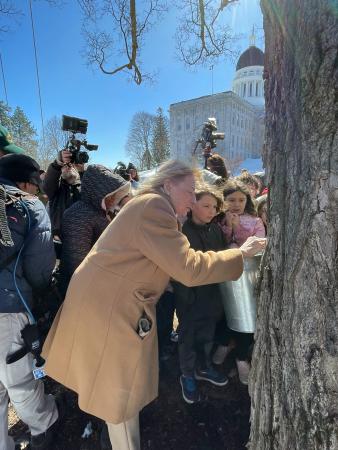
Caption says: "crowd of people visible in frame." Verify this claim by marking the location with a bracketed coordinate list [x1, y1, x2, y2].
[0, 123, 267, 450]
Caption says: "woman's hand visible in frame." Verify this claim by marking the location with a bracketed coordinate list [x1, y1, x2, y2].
[239, 236, 267, 258]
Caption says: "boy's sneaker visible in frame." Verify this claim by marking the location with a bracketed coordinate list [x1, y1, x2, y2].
[236, 359, 250, 385]
[180, 375, 200, 404]
[194, 367, 229, 386]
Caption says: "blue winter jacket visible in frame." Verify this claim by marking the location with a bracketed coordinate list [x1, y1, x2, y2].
[0, 177, 56, 313]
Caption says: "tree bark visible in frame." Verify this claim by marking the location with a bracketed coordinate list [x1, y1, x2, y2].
[250, 1, 338, 449]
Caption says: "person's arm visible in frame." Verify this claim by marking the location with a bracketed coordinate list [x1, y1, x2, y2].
[43, 150, 73, 199]
[217, 212, 234, 243]
[137, 196, 243, 287]
[22, 199, 56, 289]
[43, 161, 62, 200]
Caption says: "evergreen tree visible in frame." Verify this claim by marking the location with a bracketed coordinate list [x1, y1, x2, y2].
[10, 107, 38, 158]
[151, 107, 170, 166]
[0, 100, 12, 129]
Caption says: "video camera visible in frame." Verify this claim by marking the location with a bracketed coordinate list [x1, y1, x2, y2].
[62, 115, 98, 164]
[194, 118, 225, 168]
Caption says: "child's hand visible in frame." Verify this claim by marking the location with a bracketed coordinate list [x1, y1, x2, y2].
[231, 213, 240, 229]
[224, 211, 233, 227]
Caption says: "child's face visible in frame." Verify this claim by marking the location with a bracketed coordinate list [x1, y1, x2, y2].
[191, 194, 218, 225]
[225, 191, 247, 215]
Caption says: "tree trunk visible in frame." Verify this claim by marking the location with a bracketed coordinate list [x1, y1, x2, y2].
[250, 1, 338, 449]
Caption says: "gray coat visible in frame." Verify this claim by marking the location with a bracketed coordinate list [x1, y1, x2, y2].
[59, 165, 126, 294]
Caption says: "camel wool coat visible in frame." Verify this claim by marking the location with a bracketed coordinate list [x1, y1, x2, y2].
[43, 192, 243, 424]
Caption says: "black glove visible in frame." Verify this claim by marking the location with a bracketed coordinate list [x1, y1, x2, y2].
[6, 323, 45, 367]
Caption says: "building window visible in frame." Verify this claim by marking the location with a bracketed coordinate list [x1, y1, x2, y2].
[177, 121, 182, 132]
[243, 84, 246, 96]
[256, 82, 259, 96]
[186, 118, 190, 130]
[249, 82, 253, 96]
[232, 135, 234, 147]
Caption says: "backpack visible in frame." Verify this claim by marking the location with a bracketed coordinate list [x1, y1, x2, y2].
[0, 184, 33, 270]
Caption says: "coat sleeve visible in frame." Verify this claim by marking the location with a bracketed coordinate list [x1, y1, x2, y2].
[137, 196, 243, 287]
[43, 161, 62, 200]
[22, 199, 56, 289]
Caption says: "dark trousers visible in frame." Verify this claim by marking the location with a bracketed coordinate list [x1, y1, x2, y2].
[215, 316, 253, 361]
[156, 291, 175, 357]
[177, 300, 218, 377]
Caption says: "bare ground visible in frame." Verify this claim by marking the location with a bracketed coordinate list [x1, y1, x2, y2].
[9, 348, 250, 450]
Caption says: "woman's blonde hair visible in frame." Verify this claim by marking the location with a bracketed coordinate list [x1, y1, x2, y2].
[137, 160, 198, 196]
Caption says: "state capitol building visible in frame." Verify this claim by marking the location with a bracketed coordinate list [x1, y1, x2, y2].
[169, 39, 265, 165]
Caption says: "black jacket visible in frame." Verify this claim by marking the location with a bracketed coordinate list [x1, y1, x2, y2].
[43, 161, 81, 235]
[173, 218, 227, 317]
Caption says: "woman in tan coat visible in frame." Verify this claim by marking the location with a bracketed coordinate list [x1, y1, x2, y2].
[43, 160, 265, 450]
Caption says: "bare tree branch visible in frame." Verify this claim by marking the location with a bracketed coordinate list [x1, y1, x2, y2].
[175, 0, 239, 67]
[125, 111, 155, 169]
[37, 115, 68, 169]
[0, 1, 21, 33]
[79, 0, 167, 85]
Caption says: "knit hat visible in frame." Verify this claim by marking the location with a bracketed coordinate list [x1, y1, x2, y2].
[81, 164, 131, 211]
[0, 125, 24, 154]
[0, 154, 42, 189]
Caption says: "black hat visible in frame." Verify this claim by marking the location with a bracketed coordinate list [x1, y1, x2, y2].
[0, 154, 42, 190]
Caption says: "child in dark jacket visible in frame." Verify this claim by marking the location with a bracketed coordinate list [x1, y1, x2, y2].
[173, 187, 228, 404]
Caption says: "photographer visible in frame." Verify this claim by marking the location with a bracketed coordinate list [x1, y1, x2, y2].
[58, 164, 131, 296]
[0, 154, 60, 450]
[43, 149, 83, 238]
[114, 161, 140, 189]
[206, 153, 230, 187]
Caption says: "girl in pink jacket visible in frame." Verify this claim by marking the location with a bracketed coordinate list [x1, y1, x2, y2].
[219, 180, 265, 247]
[214, 179, 265, 384]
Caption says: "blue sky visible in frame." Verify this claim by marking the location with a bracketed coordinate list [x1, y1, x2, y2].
[1, 0, 263, 167]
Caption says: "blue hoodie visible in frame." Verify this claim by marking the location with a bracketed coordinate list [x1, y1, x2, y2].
[0, 177, 56, 313]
